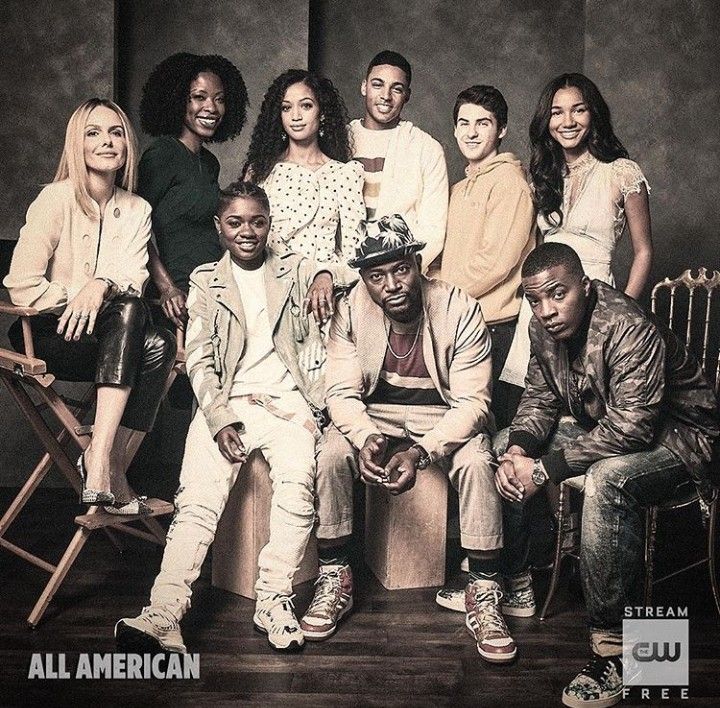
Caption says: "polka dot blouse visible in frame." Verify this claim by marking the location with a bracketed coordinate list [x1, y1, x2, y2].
[261, 159, 365, 264]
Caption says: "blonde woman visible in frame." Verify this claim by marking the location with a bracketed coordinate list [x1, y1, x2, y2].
[4, 98, 176, 514]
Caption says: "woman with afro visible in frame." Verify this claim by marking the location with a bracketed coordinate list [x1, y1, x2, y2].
[243, 70, 364, 281]
[139, 52, 248, 329]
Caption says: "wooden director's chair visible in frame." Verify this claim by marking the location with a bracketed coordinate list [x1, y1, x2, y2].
[0, 294, 185, 627]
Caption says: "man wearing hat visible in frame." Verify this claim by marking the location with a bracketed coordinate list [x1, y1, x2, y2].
[300, 214, 517, 663]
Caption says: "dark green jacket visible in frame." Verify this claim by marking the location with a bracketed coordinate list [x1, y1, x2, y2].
[138, 136, 222, 291]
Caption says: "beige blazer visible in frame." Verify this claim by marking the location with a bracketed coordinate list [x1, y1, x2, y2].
[326, 276, 494, 461]
[4, 180, 151, 312]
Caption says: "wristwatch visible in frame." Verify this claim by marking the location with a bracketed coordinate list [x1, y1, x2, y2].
[410, 444, 431, 470]
[531, 458, 548, 486]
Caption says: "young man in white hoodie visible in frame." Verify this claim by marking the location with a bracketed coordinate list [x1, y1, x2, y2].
[437, 85, 535, 430]
[349, 50, 448, 273]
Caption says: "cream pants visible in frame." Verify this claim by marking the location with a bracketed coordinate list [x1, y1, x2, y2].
[149, 392, 316, 619]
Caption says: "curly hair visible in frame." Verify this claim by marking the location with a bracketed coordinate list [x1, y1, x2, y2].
[139, 52, 248, 143]
[243, 69, 351, 184]
[530, 73, 628, 226]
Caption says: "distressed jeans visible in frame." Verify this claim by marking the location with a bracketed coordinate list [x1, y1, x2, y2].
[149, 392, 317, 620]
[495, 420, 690, 656]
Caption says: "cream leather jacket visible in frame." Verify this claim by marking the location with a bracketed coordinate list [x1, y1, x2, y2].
[185, 250, 352, 438]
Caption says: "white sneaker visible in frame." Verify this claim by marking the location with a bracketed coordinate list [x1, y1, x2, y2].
[115, 606, 187, 654]
[435, 586, 466, 612]
[300, 563, 354, 640]
[253, 592, 305, 651]
[465, 578, 517, 663]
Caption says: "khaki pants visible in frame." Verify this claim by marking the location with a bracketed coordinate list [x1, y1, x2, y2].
[316, 403, 502, 551]
[149, 392, 316, 620]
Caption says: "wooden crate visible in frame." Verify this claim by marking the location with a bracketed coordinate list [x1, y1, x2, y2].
[364, 465, 447, 589]
[212, 451, 318, 599]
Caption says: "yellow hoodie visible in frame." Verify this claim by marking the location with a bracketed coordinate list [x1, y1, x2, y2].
[439, 152, 536, 324]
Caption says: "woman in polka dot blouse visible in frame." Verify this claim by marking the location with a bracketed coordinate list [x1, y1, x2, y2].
[243, 69, 365, 268]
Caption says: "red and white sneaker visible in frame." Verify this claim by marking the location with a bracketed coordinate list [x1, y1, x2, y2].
[300, 563, 353, 640]
[465, 578, 517, 663]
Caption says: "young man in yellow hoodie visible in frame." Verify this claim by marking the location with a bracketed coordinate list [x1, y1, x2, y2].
[438, 85, 536, 430]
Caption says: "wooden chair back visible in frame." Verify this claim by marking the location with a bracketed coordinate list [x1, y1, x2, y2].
[651, 267, 720, 393]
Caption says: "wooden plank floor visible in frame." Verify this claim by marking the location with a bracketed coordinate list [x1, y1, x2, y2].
[0, 488, 719, 707]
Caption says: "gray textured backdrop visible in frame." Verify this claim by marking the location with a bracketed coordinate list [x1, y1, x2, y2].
[0, 0, 115, 246]
[0, 0, 718, 485]
[310, 0, 720, 290]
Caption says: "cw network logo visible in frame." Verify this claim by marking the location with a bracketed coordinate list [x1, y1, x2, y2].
[623, 606, 689, 699]
[631, 639, 682, 664]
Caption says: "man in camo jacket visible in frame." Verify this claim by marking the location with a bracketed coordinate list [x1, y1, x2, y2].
[493, 242, 719, 708]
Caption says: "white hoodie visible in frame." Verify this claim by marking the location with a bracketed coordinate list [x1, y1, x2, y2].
[349, 119, 449, 271]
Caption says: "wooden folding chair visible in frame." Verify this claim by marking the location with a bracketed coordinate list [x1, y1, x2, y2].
[0, 294, 185, 627]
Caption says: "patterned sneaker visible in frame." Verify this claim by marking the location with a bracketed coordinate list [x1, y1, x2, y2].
[502, 570, 536, 617]
[253, 592, 305, 651]
[115, 606, 187, 654]
[300, 563, 354, 640]
[465, 578, 517, 663]
[435, 586, 466, 612]
[562, 654, 623, 708]
[436, 571, 535, 617]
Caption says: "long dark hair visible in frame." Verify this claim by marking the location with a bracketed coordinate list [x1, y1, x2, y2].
[243, 69, 351, 184]
[530, 73, 628, 225]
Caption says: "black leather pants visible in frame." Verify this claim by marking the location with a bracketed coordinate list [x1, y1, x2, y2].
[9, 295, 177, 432]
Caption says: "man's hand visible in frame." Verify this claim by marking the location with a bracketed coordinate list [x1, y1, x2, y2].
[57, 278, 108, 340]
[216, 425, 247, 464]
[358, 433, 387, 485]
[160, 285, 188, 329]
[495, 454, 541, 503]
[498, 444, 527, 463]
[304, 272, 334, 325]
[382, 447, 420, 495]
[494, 459, 525, 502]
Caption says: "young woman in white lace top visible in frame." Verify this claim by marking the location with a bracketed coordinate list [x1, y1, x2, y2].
[501, 72, 653, 388]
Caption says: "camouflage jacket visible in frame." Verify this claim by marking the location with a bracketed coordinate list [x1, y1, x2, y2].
[508, 281, 720, 499]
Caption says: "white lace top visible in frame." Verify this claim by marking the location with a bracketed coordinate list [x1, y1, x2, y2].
[500, 154, 650, 388]
[538, 154, 650, 283]
[262, 159, 365, 265]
